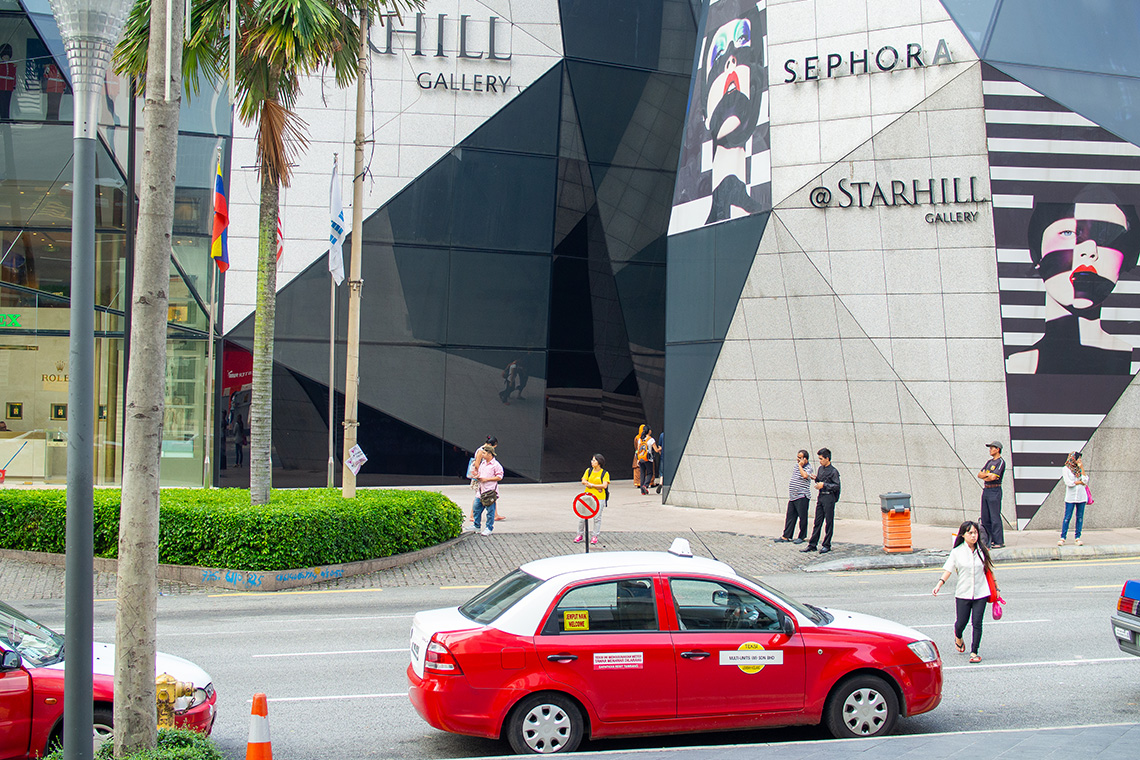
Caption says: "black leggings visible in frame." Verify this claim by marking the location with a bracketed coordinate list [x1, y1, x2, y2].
[955, 597, 988, 654]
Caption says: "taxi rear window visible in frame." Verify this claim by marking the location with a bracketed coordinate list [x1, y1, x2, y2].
[459, 569, 543, 624]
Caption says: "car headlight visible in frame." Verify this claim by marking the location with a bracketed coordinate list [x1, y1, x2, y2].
[174, 686, 211, 713]
[907, 640, 938, 663]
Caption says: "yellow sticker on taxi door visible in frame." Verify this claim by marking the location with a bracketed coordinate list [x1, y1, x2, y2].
[563, 610, 589, 631]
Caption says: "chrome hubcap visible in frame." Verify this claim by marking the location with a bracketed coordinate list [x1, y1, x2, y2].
[521, 702, 572, 753]
[93, 721, 113, 754]
[842, 687, 888, 735]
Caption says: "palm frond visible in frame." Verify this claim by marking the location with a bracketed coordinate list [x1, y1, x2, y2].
[256, 98, 309, 187]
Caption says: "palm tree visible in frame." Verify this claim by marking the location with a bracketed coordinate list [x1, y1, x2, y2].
[117, 0, 419, 504]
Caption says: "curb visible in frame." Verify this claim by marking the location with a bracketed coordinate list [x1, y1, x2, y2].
[808, 543, 1140, 572]
[0, 532, 474, 592]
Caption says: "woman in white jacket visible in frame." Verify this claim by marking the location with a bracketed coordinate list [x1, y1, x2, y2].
[1059, 451, 1088, 546]
[932, 521, 996, 663]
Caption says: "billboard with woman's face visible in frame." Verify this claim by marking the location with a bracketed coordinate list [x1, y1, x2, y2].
[985, 64, 1140, 525]
[668, 0, 770, 235]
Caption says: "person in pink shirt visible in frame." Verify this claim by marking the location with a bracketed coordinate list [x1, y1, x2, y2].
[472, 449, 504, 536]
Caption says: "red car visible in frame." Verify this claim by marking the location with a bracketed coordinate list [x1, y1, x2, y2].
[408, 540, 942, 754]
[0, 600, 217, 758]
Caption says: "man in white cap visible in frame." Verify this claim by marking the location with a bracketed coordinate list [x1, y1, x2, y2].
[977, 441, 1006, 548]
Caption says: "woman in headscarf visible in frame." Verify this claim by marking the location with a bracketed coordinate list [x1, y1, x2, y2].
[1059, 451, 1088, 546]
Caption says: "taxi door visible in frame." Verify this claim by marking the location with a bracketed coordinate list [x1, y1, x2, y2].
[666, 577, 805, 716]
[0, 653, 31, 759]
[534, 576, 676, 722]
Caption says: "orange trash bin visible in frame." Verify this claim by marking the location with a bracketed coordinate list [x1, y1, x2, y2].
[880, 491, 912, 554]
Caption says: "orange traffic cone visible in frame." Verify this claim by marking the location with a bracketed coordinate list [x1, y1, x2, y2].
[246, 693, 272, 760]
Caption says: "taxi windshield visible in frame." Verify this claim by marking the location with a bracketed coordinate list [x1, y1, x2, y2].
[740, 574, 830, 624]
[459, 569, 543, 624]
[0, 600, 65, 667]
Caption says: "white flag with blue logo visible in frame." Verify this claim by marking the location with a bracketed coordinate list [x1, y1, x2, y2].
[329, 161, 345, 285]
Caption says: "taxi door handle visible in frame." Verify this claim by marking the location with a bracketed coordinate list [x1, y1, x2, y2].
[680, 650, 710, 659]
[546, 654, 578, 663]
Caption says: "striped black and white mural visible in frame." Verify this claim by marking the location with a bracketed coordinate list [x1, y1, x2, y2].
[984, 63, 1140, 527]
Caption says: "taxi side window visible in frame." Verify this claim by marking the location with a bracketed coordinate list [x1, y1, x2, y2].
[541, 578, 658, 634]
[670, 578, 782, 632]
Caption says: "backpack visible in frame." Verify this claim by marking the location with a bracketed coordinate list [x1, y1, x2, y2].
[636, 438, 650, 462]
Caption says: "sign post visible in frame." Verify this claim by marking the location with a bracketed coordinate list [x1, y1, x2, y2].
[572, 492, 600, 553]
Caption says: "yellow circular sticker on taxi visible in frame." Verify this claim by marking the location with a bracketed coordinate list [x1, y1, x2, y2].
[718, 642, 783, 674]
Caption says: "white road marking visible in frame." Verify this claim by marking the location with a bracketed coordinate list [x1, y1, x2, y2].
[253, 648, 405, 658]
[252, 693, 406, 703]
[945, 656, 1139, 671]
[909, 619, 1049, 629]
[159, 614, 413, 637]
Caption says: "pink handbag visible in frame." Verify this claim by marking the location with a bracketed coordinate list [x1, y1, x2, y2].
[1085, 485, 1094, 505]
[992, 596, 1006, 620]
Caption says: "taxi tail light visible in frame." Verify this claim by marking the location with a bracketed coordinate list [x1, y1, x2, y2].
[1119, 592, 1139, 616]
[425, 639, 463, 675]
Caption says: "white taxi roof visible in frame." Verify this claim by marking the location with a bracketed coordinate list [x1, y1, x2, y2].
[519, 550, 739, 583]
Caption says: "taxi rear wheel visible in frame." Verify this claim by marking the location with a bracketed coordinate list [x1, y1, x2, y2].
[507, 693, 583, 754]
[824, 675, 899, 739]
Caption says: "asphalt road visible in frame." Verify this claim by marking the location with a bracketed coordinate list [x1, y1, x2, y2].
[14, 554, 1140, 760]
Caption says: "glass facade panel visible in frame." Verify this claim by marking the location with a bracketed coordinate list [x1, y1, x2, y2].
[0, 9, 70, 123]
[560, 0, 696, 75]
[463, 65, 560, 156]
[364, 153, 455, 246]
[161, 337, 208, 486]
[662, 340, 720, 485]
[0, 123, 73, 227]
[447, 250, 551, 348]
[666, 226, 715, 343]
[938, 0, 999, 54]
[451, 150, 557, 252]
[986, 0, 1140, 77]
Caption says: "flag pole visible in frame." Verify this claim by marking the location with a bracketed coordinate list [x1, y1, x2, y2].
[203, 150, 221, 487]
[328, 154, 338, 489]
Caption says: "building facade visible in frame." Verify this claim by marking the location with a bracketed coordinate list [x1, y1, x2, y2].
[0, 0, 230, 487]
[666, 0, 1140, 529]
[224, 1, 697, 483]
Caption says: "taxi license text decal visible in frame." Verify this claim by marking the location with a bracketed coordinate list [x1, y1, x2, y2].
[593, 652, 644, 670]
[563, 610, 589, 631]
[719, 642, 782, 673]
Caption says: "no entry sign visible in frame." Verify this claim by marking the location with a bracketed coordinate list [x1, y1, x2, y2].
[573, 492, 600, 520]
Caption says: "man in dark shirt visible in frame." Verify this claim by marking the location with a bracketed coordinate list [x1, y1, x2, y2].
[802, 448, 841, 554]
[978, 441, 1006, 548]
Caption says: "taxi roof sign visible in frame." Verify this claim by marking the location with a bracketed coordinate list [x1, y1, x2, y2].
[668, 538, 693, 557]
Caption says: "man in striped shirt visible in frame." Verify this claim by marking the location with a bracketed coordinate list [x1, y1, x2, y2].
[776, 449, 813, 544]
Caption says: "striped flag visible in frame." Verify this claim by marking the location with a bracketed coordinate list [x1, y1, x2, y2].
[210, 158, 229, 272]
[329, 161, 345, 285]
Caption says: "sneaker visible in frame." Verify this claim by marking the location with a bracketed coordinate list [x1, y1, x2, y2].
[590, 536, 599, 545]
[480, 528, 492, 536]
[574, 535, 583, 543]
[1058, 538, 1065, 546]
[641, 488, 648, 495]
[1075, 538, 1083, 546]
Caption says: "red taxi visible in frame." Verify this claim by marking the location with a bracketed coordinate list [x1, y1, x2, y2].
[408, 540, 942, 754]
[0, 600, 216, 758]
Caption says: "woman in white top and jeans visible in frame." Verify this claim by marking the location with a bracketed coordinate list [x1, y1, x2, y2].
[1059, 451, 1088, 546]
[933, 521, 997, 663]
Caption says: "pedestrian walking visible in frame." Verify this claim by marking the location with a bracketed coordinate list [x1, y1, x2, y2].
[776, 449, 813, 544]
[633, 424, 646, 488]
[933, 521, 999, 663]
[576, 454, 609, 545]
[467, 437, 504, 521]
[802, 448, 840, 554]
[977, 440, 1006, 548]
[472, 447, 504, 536]
[1059, 451, 1088, 546]
[637, 428, 655, 495]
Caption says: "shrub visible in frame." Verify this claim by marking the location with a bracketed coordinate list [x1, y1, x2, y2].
[43, 728, 228, 760]
[0, 488, 462, 571]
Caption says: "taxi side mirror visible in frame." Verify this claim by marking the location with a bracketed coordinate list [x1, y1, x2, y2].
[712, 590, 728, 606]
[780, 614, 795, 637]
[1, 650, 21, 670]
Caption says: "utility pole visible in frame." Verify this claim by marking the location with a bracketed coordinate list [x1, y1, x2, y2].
[342, 10, 368, 498]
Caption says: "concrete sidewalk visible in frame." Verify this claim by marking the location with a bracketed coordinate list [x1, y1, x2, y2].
[412, 480, 1140, 565]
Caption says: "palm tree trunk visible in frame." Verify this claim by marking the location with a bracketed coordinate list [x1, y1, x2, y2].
[113, 0, 183, 754]
[249, 168, 279, 504]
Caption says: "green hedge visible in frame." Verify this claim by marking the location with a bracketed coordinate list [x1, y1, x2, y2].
[0, 488, 462, 571]
[42, 727, 228, 760]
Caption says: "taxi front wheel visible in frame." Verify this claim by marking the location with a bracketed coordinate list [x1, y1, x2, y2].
[507, 692, 584, 754]
[824, 675, 899, 739]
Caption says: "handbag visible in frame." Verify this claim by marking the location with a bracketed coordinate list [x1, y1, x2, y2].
[1085, 485, 1094, 505]
[984, 568, 999, 603]
[479, 489, 498, 507]
[992, 596, 1006, 620]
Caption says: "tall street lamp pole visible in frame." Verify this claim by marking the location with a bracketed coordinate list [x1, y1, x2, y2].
[46, 1, 132, 759]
